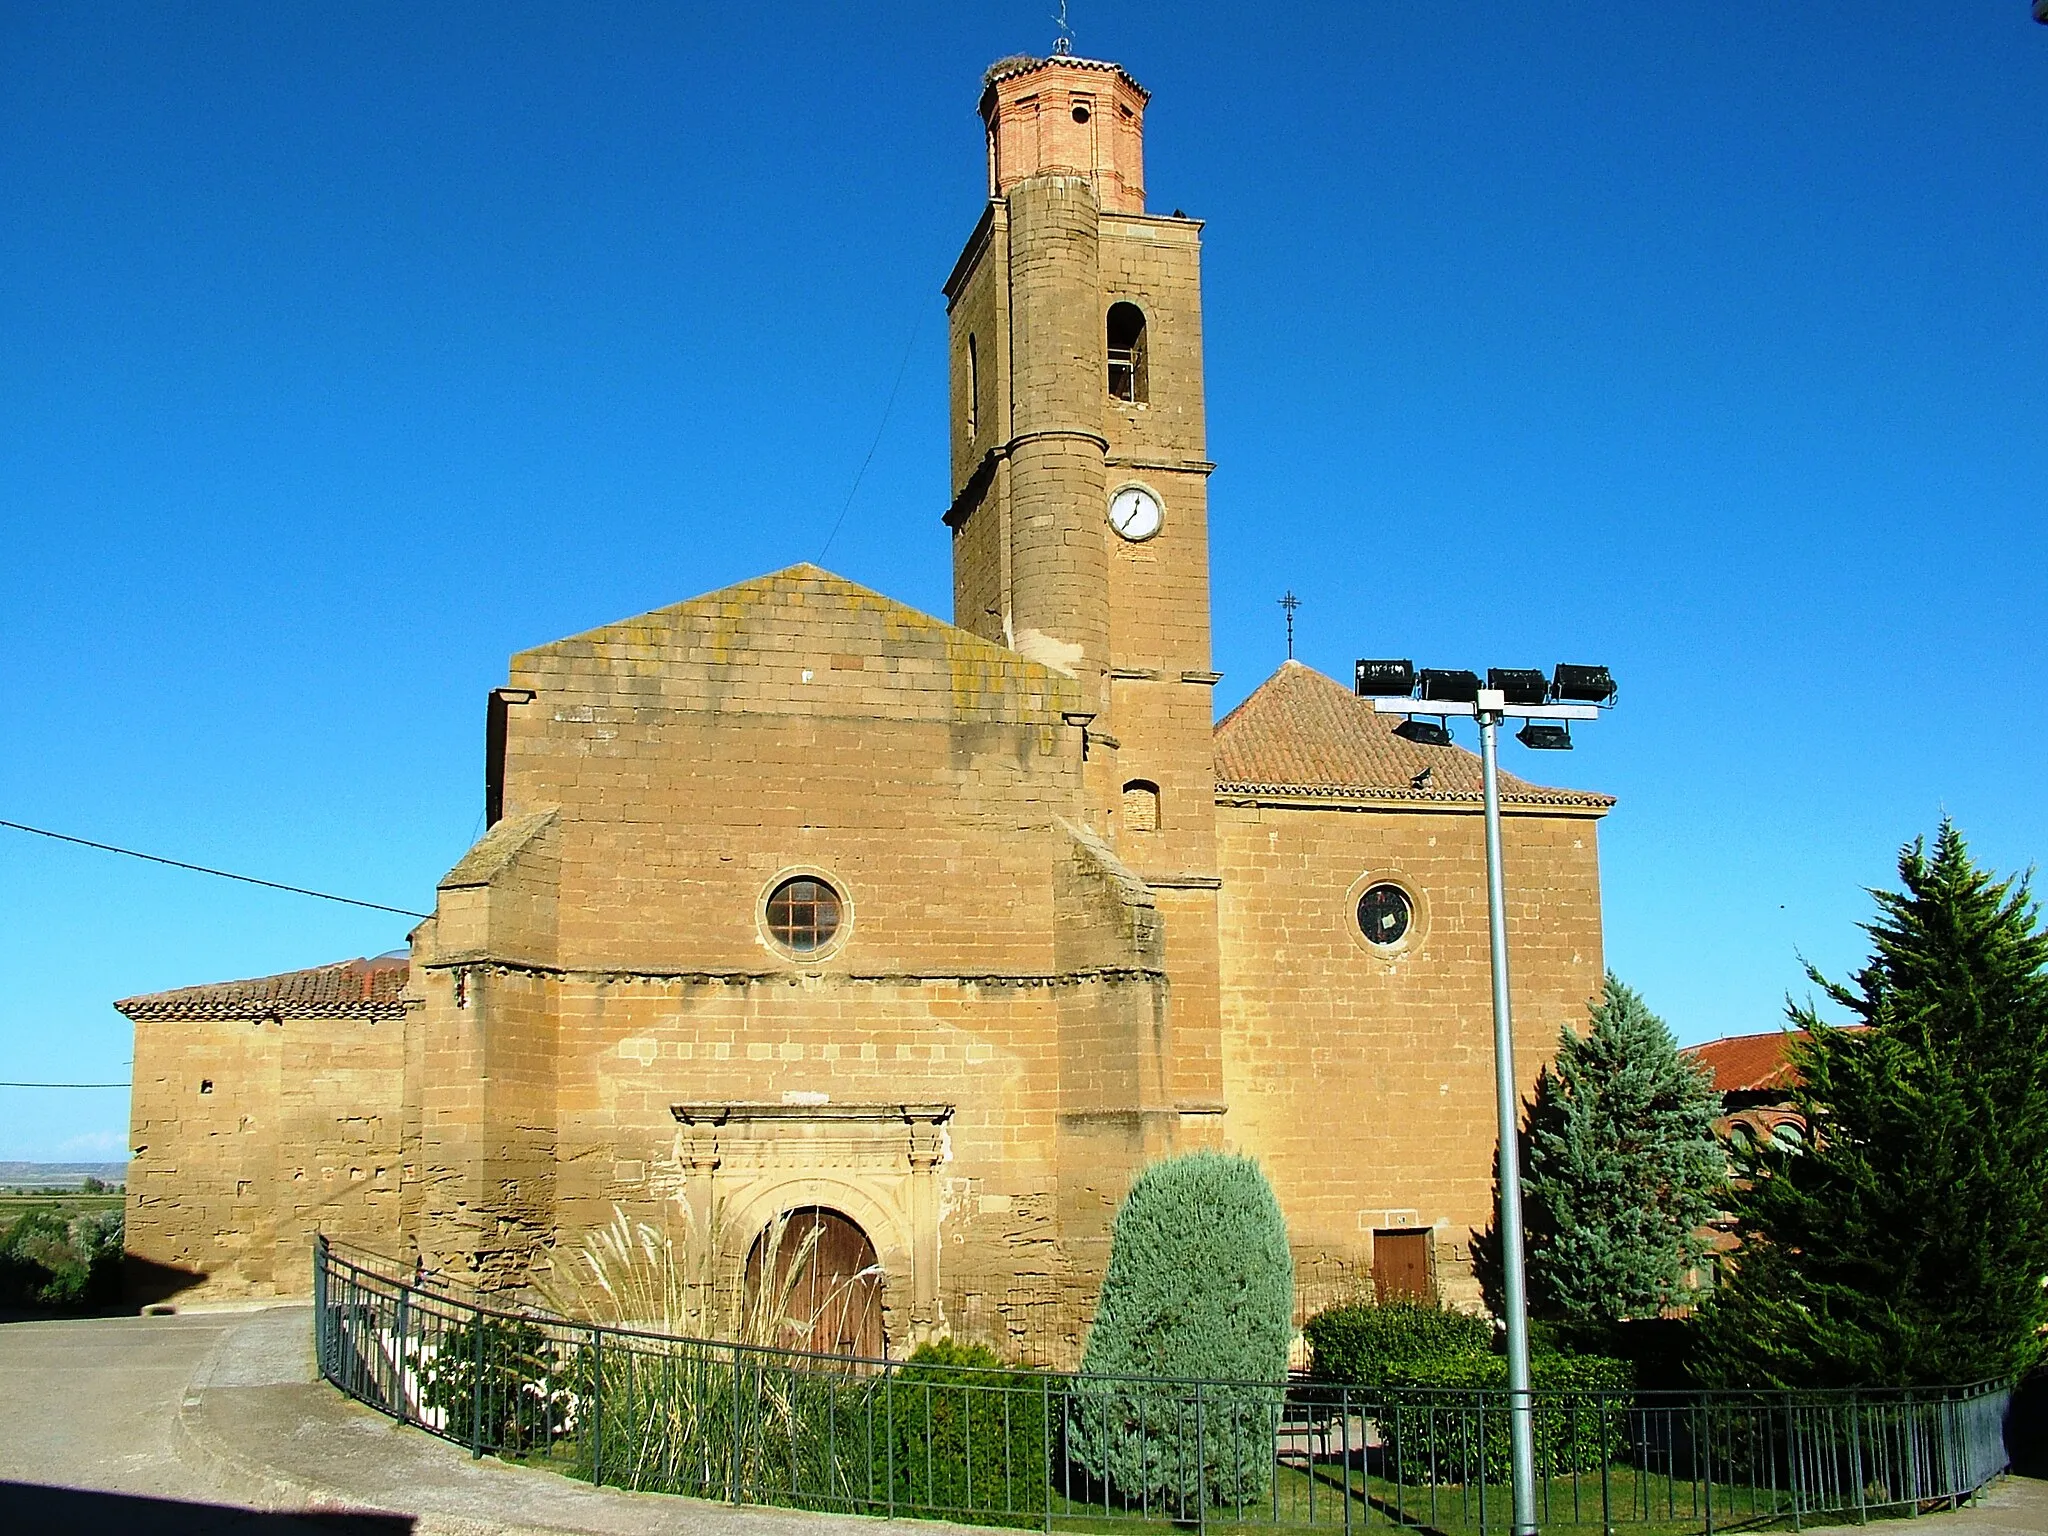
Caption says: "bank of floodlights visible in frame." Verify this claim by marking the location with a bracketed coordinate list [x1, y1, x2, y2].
[1355, 659, 1617, 751]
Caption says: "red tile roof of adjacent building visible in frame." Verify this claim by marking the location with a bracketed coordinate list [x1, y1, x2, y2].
[115, 955, 409, 1022]
[1212, 661, 1616, 811]
[1682, 1030, 1804, 1095]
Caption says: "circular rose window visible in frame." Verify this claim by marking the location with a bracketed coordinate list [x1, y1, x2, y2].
[766, 877, 842, 955]
[1356, 883, 1413, 947]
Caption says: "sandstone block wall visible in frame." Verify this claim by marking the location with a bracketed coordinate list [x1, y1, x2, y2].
[126, 1006, 407, 1303]
[1215, 800, 1605, 1306]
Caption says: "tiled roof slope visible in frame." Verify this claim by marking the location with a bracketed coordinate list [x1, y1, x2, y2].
[1683, 1032, 1797, 1094]
[115, 956, 409, 1022]
[1681, 1029, 1865, 1096]
[1213, 662, 1614, 810]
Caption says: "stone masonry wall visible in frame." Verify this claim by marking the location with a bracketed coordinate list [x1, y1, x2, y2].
[127, 1007, 407, 1303]
[1215, 800, 1605, 1308]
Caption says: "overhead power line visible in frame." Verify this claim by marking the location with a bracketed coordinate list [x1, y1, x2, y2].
[0, 1081, 131, 1089]
[0, 819, 432, 919]
[818, 301, 926, 564]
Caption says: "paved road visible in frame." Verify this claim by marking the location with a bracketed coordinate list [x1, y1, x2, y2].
[5, 1304, 2047, 1536]
[0, 1304, 950, 1535]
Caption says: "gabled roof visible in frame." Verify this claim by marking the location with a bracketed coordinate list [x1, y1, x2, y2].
[511, 564, 1083, 726]
[1213, 661, 1614, 811]
[115, 956, 409, 1022]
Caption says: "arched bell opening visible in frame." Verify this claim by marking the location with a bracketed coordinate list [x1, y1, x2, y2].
[743, 1205, 885, 1359]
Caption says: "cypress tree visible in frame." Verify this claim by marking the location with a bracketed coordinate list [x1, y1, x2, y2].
[1696, 822, 2048, 1387]
[1071, 1151, 1294, 1510]
[1474, 975, 1726, 1330]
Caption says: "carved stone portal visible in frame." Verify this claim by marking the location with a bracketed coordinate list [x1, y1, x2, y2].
[669, 1102, 955, 1351]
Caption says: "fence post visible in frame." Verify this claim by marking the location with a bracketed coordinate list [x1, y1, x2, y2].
[1702, 1395, 1715, 1536]
[729, 1343, 743, 1505]
[1599, 1391, 1612, 1536]
[1787, 1393, 1803, 1532]
[1341, 1387, 1354, 1536]
[1906, 1389, 1921, 1514]
[590, 1326, 603, 1488]
[392, 1278, 410, 1419]
[1851, 1393, 1867, 1524]
[312, 1236, 329, 1380]
[470, 1300, 486, 1459]
[1041, 1371, 1054, 1535]
[1195, 1381, 1207, 1536]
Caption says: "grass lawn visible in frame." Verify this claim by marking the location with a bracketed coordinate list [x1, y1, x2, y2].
[0, 1193, 124, 1220]
[1045, 1458, 1853, 1536]
[475, 1419, 1938, 1536]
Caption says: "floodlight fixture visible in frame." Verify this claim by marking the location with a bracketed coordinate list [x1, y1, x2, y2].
[1550, 663, 1617, 706]
[1418, 668, 1482, 704]
[1516, 721, 1573, 751]
[1354, 659, 1416, 698]
[1393, 716, 1453, 748]
[1488, 668, 1549, 707]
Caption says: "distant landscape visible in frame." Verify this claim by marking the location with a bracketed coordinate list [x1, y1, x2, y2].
[0, 1162, 128, 1191]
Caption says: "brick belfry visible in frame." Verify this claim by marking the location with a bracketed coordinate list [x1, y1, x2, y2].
[117, 50, 1613, 1354]
[945, 54, 1225, 1125]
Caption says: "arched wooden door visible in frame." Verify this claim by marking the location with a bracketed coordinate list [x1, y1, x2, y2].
[745, 1206, 884, 1359]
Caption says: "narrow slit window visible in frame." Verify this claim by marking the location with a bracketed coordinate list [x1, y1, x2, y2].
[1107, 302, 1147, 403]
[966, 333, 978, 439]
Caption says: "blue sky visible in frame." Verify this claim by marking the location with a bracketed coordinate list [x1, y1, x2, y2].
[3, 4, 2043, 1160]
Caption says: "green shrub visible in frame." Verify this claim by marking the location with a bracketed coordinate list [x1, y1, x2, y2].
[878, 1339, 1048, 1525]
[1303, 1299, 1493, 1390]
[1378, 1348, 1633, 1483]
[1070, 1151, 1294, 1512]
[0, 1205, 123, 1309]
[422, 1315, 574, 1450]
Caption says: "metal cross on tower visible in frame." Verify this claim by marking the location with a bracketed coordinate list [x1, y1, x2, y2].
[1279, 591, 1300, 659]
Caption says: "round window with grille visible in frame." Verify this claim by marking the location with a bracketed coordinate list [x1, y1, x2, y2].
[765, 877, 842, 955]
[1356, 883, 1412, 947]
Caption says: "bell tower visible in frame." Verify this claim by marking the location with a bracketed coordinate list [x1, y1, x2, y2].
[943, 52, 1223, 1128]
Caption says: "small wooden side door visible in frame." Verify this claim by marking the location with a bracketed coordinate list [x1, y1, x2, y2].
[1372, 1227, 1437, 1304]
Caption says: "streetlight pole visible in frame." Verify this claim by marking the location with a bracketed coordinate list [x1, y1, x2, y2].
[1476, 693, 1538, 1536]
[1360, 671, 1612, 1536]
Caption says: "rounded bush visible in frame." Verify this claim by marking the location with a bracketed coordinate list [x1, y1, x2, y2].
[1071, 1151, 1294, 1510]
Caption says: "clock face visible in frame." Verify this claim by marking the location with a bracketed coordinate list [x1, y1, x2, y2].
[1108, 486, 1163, 542]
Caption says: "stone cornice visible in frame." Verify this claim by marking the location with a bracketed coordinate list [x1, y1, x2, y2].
[421, 957, 1167, 989]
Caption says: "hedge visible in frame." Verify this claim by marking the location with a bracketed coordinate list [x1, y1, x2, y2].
[880, 1340, 1048, 1526]
[1303, 1299, 1494, 1391]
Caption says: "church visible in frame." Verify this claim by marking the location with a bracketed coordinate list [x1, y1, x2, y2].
[118, 51, 1612, 1358]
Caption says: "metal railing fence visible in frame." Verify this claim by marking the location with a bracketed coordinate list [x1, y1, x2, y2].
[314, 1237, 2008, 1533]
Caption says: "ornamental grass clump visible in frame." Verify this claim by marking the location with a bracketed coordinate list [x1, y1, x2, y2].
[1071, 1151, 1294, 1513]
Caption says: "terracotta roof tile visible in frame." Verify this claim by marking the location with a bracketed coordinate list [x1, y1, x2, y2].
[1213, 662, 1615, 810]
[115, 955, 409, 1022]
[982, 54, 1150, 101]
[1681, 1028, 1870, 1095]
[1682, 1031, 1804, 1094]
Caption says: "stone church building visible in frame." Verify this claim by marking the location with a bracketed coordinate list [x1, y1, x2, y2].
[119, 52, 1611, 1356]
